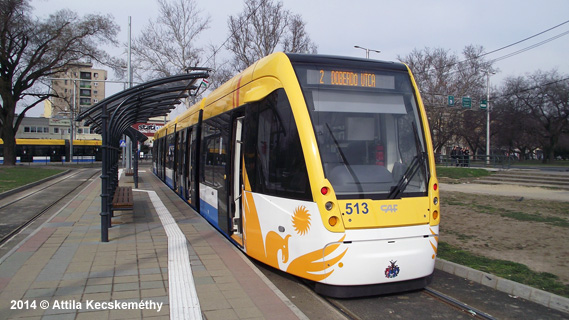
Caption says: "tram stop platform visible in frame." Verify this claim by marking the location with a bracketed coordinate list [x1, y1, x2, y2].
[0, 166, 308, 319]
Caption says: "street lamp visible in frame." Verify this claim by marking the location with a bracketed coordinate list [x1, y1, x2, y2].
[354, 45, 381, 59]
[485, 70, 496, 165]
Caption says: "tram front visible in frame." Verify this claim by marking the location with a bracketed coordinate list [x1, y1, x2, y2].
[290, 54, 440, 297]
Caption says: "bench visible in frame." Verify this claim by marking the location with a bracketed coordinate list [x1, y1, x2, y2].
[111, 186, 133, 213]
[125, 169, 134, 176]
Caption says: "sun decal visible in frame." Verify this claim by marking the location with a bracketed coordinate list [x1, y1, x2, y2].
[292, 206, 311, 236]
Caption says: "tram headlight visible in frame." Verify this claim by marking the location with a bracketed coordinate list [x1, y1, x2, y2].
[433, 197, 438, 205]
[328, 216, 338, 226]
[325, 201, 334, 211]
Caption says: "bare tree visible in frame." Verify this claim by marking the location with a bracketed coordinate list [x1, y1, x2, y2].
[283, 14, 317, 54]
[0, 0, 120, 165]
[226, 0, 317, 72]
[398, 45, 495, 156]
[131, 0, 210, 80]
[493, 99, 540, 160]
[497, 70, 569, 163]
[203, 44, 234, 91]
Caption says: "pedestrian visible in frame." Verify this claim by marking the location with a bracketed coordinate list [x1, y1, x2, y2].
[451, 146, 458, 166]
[463, 147, 470, 167]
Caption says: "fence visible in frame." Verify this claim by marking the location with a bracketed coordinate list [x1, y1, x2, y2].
[437, 154, 515, 169]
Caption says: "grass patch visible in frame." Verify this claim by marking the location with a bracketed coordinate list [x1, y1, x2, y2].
[438, 241, 569, 298]
[436, 167, 493, 180]
[467, 202, 569, 228]
[443, 230, 477, 241]
[500, 211, 569, 227]
[0, 167, 65, 193]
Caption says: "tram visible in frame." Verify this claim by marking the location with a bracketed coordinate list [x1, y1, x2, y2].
[0, 139, 102, 163]
[153, 52, 440, 297]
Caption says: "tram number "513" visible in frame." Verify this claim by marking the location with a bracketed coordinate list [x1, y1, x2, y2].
[345, 202, 369, 215]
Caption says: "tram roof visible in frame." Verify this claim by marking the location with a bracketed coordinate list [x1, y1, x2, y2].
[286, 53, 409, 71]
[76, 72, 210, 141]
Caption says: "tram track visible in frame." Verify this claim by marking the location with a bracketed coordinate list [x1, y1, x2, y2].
[254, 258, 499, 320]
[320, 287, 497, 320]
[0, 169, 99, 246]
[422, 287, 496, 320]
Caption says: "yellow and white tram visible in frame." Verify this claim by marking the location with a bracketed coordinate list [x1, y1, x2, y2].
[0, 139, 102, 163]
[153, 52, 440, 297]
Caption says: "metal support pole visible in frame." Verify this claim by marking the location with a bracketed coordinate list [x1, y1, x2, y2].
[126, 135, 132, 170]
[133, 140, 139, 188]
[100, 103, 110, 242]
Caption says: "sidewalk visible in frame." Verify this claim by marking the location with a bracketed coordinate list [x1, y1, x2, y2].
[439, 182, 569, 202]
[0, 168, 306, 319]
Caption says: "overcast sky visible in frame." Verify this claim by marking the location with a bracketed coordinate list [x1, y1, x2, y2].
[28, 0, 569, 116]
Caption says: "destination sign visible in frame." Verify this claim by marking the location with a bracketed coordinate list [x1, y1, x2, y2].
[306, 69, 395, 89]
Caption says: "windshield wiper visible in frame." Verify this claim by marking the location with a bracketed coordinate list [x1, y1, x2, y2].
[388, 123, 427, 199]
[388, 152, 426, 199]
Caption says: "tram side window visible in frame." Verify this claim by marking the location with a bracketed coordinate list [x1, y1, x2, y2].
[36, 145, 49, 156]
[153, 141, 158, 165]
[166, 134, 175, 170]
[243, 89, 311, 201]
[201, 115, 230, 188]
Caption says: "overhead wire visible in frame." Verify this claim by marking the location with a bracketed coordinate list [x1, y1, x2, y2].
[415, 20, 569, 100]
[414, 19, 569, 76]
[489, 30, 569, 63]
[494, 76, 569, 99]
[479, 19, 569, 59]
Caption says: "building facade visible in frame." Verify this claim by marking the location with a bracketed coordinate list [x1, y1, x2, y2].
[48, 62, 107, 117]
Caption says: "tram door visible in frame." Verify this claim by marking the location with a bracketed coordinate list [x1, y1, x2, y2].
[230, 117, 244, 245]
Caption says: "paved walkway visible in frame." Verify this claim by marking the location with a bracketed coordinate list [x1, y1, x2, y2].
[0, 169, 306, 319]
[440, 182, 569, 202]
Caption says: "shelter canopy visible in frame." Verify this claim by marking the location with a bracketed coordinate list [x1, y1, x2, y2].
[76, 72, 209, 139]
[74, 71, 209, 243]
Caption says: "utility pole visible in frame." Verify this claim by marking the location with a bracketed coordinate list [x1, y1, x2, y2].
[485, 70, 495, 165]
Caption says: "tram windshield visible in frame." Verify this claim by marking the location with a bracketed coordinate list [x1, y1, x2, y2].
[294, 65, 428, 199]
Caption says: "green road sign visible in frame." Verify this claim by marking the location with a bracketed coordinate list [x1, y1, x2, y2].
[448, 95, 455, 106]
[480, 99, 488, 109]
[462, 97, 471, 108]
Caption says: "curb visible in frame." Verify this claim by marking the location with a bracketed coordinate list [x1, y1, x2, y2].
[0, 169, 71, 201]
[435, 259, 569, 314]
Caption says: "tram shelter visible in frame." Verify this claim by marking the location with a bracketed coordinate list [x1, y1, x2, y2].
[76, 72, 210, 242]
